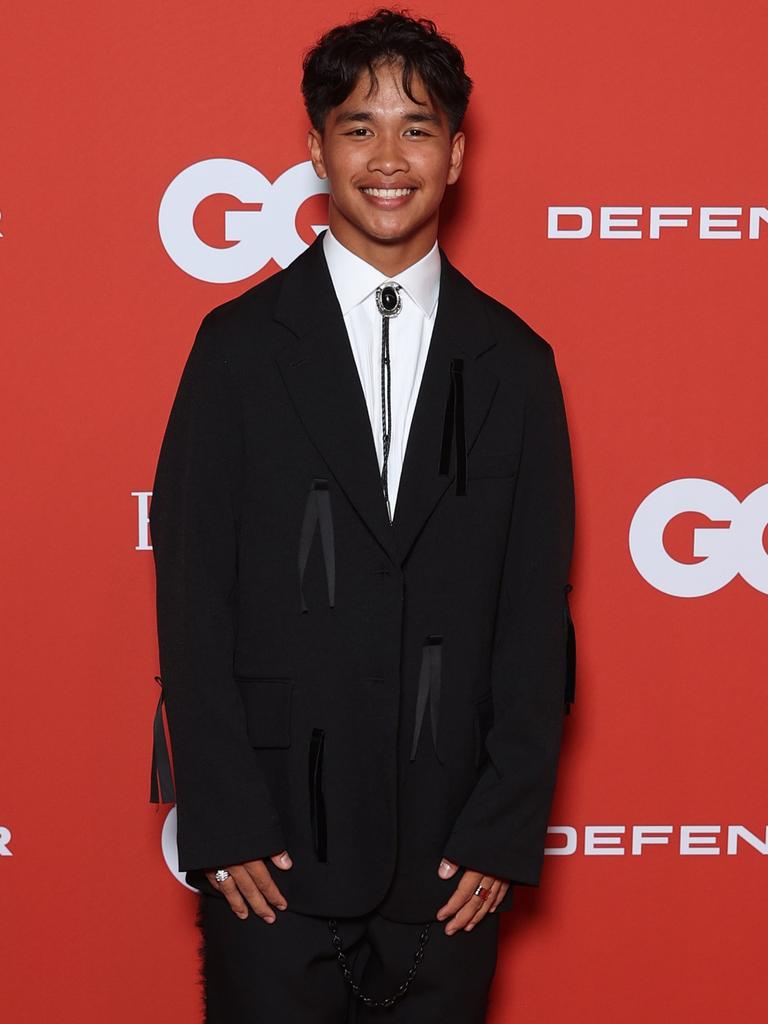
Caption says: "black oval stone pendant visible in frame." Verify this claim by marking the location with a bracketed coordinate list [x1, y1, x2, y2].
[376, 282, 402, 317]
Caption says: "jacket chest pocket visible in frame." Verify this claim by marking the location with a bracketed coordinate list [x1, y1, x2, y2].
[235, 677, 294, 748]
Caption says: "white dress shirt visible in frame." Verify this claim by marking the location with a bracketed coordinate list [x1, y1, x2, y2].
[322, 227, 442, 520]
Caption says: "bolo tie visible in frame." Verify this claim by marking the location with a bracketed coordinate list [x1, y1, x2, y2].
[375, 281, 403, 523]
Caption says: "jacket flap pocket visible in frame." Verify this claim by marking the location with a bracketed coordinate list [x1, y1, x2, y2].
[468, 452, 518, 479]
[236, 676, 293, 748]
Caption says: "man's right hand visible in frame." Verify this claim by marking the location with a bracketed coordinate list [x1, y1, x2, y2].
[205, 850, 293, 922]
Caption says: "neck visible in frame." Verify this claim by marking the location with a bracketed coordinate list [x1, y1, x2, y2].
[327, 212, 438, 277]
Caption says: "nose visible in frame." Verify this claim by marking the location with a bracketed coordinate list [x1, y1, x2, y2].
[367, 129, 409, 176]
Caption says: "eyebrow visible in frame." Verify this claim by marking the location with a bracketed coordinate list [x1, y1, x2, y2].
[334, 110, 442, 126]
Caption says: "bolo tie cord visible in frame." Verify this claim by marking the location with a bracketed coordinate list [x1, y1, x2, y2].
[376, 282, 402, 523]
[376, 282, 467, 519]
[380, 311, 392, 521]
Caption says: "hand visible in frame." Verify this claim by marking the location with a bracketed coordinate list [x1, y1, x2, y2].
[205, 850, 293, 923]
[435, 858, 510, 935]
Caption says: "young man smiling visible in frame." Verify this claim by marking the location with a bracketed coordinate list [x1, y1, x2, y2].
[150, 7, 576, 1023]
[305, 34, 463, 280]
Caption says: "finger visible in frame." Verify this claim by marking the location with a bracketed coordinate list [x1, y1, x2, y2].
[228, 865, 277, 923]
[463, 881, 502, 930]
[438, 858, 458, 878]
[270, 850, 293, 870]
[436, 870, 483, 920]
[444, 876, 497, 934]
[204, 867, 241, 899]
[489, 882, 510, 914]
[206, 871, 251, 919]
[446, 884, 496, 933]
[245, 860, 288, 910]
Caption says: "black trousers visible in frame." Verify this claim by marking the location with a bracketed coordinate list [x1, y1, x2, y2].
[195, 889, 500, 1023]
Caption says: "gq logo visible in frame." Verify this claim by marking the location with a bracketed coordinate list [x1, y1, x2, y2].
[158, 159, 330, 283]
[629, 479, 768, 596]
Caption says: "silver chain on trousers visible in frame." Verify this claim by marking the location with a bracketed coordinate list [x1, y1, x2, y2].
[327, 917, 432, 1008]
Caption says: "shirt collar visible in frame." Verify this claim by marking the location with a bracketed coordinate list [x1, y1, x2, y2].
[322, 227, 441, 319]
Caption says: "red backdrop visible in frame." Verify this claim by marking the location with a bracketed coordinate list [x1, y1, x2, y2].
[2, 1, 765, 1019]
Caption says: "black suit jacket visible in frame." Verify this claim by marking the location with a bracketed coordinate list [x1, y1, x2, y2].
[149, 229, 576, 922]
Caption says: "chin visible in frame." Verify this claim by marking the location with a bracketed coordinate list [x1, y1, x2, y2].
[357, 216, 423, 243]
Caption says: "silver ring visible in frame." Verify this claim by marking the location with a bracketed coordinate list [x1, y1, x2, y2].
[215, 868, 230, 883]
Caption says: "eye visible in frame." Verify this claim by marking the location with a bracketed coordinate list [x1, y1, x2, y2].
[345, 128, 372, 137]
[405, 128, 430, 136]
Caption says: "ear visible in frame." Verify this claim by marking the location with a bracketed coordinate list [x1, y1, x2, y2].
[446, 131, 465, 186]
[307, 127, 327, 180]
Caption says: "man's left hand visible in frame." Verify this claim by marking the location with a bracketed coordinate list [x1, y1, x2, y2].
[435, 858, 510, 934]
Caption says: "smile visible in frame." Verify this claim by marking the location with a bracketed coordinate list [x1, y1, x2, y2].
[360, 187, 416, 197]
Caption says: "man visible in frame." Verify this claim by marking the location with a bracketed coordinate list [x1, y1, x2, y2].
[149, 8, 576, 1023]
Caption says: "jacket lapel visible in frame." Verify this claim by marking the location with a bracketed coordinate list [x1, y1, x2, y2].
[389, 257, 500, 564]
[272, 232, 500, 567]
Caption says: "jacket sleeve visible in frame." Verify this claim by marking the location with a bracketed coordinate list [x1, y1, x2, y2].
[149, 312, 286, 873]
[442, 339, 576, 885]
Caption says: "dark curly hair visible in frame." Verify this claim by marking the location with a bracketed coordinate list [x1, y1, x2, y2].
[301, 7, 473, 136]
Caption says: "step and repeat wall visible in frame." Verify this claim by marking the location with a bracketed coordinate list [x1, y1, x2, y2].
[2, 1, 765, 1020]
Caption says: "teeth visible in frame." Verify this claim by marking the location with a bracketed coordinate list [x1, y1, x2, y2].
[361, 187, 415, 198]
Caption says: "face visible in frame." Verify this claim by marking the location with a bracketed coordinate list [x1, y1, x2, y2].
[307, 59, 465, 265]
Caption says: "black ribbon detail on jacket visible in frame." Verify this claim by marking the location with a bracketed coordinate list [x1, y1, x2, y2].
[298, 478, 336, 613]
[438, 358, 467, 496]
[149, 674, 176, 804]
[410, 635, 444, 763]
[563, 583, 576, 714]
